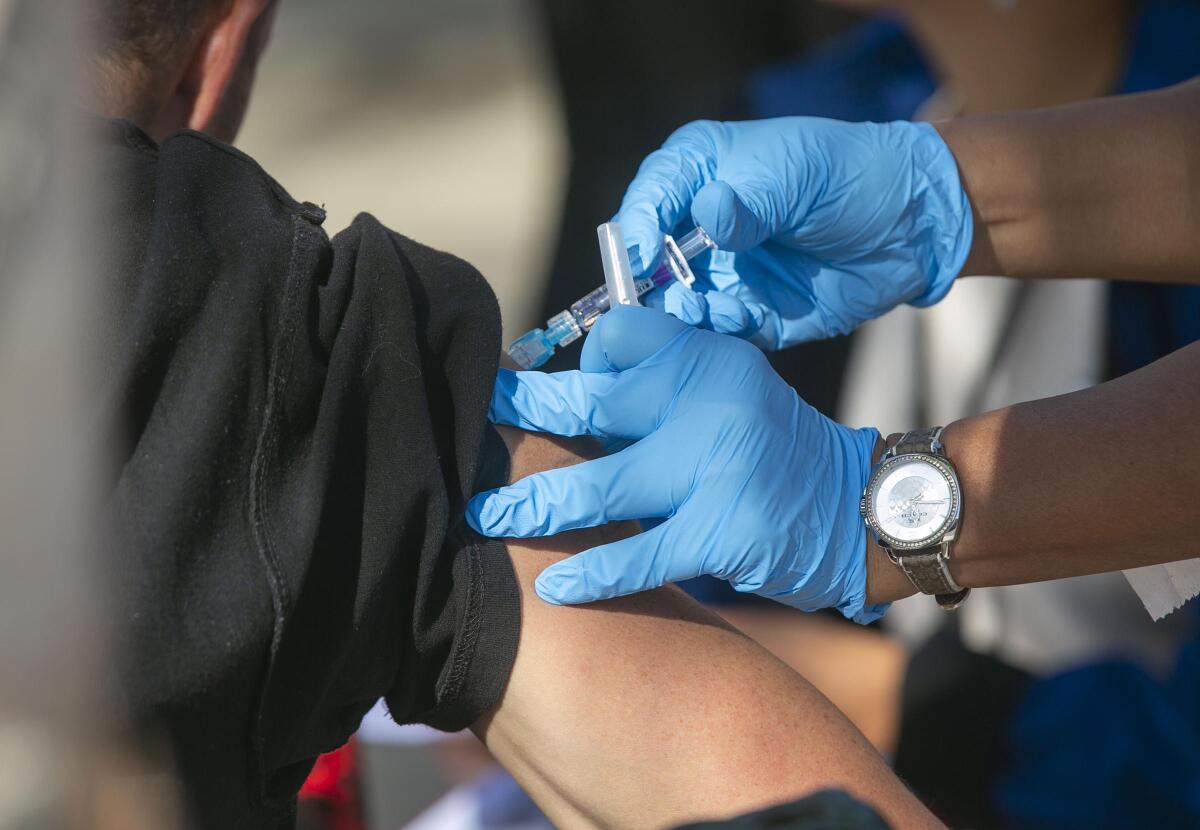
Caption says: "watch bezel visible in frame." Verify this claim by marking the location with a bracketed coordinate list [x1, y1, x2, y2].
[860, 453, 962, 551]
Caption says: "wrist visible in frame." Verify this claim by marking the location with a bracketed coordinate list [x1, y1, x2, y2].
[906, 122, 976, 305]
[933, 115, 1039, 279]
[936, 419, 984, 591]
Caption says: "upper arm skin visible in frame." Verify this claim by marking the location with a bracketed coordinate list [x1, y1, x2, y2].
[471, 425, 941, 830]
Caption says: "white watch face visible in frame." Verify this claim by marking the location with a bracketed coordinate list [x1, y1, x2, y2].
[870, 457, 955, 545]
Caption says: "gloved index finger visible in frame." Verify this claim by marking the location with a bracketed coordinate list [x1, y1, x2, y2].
[466, 440, 683, 539]
[613, 123, 717, 275]
[534, 517, 700, 605]
[490, 367, 612, 436]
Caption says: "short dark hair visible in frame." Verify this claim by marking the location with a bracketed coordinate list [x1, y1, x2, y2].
[92, 0, 226, 75]
[88, 0, 228, 120]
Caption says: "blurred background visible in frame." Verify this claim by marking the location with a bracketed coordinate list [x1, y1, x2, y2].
[5, 1, 1200, 828]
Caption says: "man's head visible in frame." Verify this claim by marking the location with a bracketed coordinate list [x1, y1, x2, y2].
[88, 0, 278, 142]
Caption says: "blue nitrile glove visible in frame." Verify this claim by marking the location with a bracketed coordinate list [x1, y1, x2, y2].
[466, 306, 888, 624]
[615, 117, 974, 350]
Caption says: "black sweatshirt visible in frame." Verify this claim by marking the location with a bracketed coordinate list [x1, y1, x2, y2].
[96, 119, 519, 829]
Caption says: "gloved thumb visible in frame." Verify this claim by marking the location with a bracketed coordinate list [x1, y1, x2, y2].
[580, 305, 690, 373]
[692, 180, 774, 252]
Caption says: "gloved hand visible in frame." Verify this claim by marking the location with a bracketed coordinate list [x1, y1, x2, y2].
[466, 306, 887, 623]
[616, 117, 974, 350]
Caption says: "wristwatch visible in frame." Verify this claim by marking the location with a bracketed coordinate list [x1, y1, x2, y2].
[860, 427, 969, 609]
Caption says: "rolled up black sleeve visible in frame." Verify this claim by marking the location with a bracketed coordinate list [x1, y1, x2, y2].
[98, 120, 518, 828]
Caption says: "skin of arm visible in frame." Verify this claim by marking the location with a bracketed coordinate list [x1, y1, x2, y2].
[474, 425, 941, 830]
[942, 77, 1200, 282]
[713, 605, 904, 754]
[867, 339, 1200, 605]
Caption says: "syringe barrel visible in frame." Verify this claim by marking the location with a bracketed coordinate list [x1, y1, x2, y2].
[569, 275, 665, 334]
[569, 284, 611, 331]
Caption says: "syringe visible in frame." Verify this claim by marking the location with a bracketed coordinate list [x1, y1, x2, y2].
[507, 224, 716, 369]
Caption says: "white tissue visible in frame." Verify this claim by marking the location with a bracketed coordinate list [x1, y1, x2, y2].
[1124, 559, 1200, 620]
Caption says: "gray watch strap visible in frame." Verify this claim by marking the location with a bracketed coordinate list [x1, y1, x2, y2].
[889, 427, 970, 609]
[895, 547, 969, 609]
[892, 426, 943, 456]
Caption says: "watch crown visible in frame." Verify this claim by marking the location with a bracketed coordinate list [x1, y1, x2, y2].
[858, 497, 868, 517]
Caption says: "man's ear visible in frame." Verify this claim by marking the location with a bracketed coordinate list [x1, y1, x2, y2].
[177, 0, 275, 135]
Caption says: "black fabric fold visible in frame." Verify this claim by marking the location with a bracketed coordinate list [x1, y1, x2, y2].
[98, 119, 519, 828]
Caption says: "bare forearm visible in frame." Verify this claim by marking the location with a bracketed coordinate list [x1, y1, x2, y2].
[940, 77, 1200, 282]
[479, 426, 940, 830]
[870, 341, 1200, 604]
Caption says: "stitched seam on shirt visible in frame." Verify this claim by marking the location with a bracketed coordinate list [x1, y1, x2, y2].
[425, 430, 510, 721]
[246, 212, 311, 799]
[437, 534, 485, 709]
